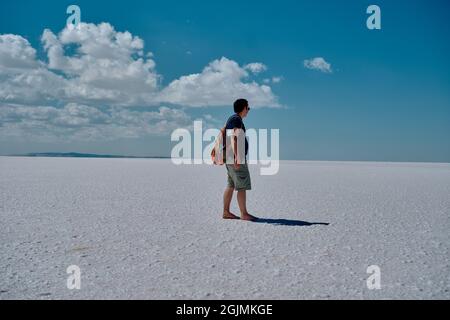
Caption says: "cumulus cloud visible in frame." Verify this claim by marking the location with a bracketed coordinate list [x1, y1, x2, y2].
[0, 22, 281, 141]
[272, 76, 283, 83]
[0, 103, 193, 142]
[303, 57, 332, 73]
[244, 62, 267, 74]
[41, 23, 160, 106]
[263, 76, 283, 84]
[159, 57, 278, 107]
[0, 35, 67, 105]
[1, 23, 278, 108]
[0, 35, 40, 70]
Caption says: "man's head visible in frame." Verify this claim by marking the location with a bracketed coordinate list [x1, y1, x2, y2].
[233, 98, 250, 118]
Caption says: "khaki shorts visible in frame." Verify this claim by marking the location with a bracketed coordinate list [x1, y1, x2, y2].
[226, 163, 252, 191]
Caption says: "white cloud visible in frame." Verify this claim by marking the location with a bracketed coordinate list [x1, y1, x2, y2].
[0, 34, 100, 107]
[272, 76, 283, 83]
[303, 57, 332, 73]
[158, 57, 278, 107]
[244, 62, 267, 74]
[0, 34, 40, 69]
[0, 22, 282, 141]
[1, 24, 279, 109]
[0, 103, 193, 142]
[263, 76, 283, 84]
[0, 23, 278, 107]
[41, 23, 160, 106]
[0, 34, 68, 105]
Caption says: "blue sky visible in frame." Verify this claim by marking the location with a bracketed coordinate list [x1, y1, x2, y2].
[0, 0, 449, 162]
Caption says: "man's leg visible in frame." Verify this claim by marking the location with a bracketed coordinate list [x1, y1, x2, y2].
[223, 187, 239, 219]
[237, 190, 257, 221]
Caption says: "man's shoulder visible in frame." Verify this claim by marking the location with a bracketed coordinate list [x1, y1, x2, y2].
[225, 114, 243, 128]
[227, 113, 241, 122]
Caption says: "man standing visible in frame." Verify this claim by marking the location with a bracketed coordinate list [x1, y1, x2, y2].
[222, 99, 258, 221]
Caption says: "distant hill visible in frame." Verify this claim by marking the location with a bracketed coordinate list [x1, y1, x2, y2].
[15, 152, 170, 159]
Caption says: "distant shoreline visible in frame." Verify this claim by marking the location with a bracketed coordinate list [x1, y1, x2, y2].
[0, 153, 449, 165]
[4, 152, 170, 159]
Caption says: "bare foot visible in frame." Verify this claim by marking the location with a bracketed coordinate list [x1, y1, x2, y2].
[241, 213, 258, 221]
[223, 211, 240, 219]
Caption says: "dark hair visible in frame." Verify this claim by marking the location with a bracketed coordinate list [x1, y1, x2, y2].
[233, 99, 248, 113]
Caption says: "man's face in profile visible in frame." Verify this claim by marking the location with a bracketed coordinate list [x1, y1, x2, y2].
[242, 105, 250, 118]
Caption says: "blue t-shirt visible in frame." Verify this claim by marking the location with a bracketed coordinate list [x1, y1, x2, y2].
[225, 113, 248, 156]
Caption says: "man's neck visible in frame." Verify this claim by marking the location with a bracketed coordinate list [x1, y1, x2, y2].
[237, 112, 244, 119]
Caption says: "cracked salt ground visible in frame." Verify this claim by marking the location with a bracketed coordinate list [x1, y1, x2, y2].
[0, 157, 449, 299]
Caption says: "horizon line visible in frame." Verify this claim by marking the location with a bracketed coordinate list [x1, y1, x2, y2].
[1, 152, 449, 164]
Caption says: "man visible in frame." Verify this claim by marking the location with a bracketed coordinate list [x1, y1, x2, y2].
[222, 99, 258, 221]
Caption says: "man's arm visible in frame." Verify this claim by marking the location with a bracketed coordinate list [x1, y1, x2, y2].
[228, 117, 243, 168]
[233, 129, 239, 169]
[233, 127, 245, 169]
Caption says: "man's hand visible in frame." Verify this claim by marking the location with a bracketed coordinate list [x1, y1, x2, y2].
[234, 162, 240, 170]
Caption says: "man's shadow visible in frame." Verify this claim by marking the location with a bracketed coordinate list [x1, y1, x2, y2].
[254, 217, 329, 227]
